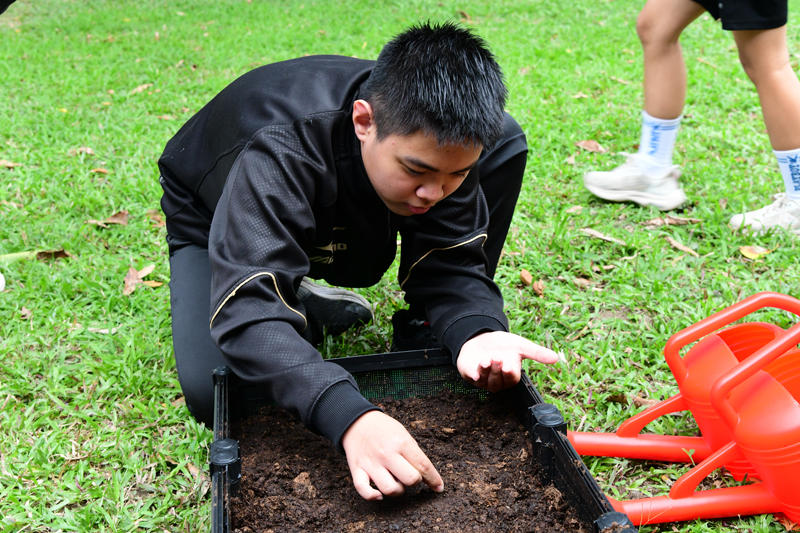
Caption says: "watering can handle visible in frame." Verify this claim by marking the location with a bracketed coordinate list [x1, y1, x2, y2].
[663, 292, 800, 382]
[711, 319, 800, 429]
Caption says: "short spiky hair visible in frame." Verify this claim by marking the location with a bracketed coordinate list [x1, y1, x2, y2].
[360, 21, 507, 149]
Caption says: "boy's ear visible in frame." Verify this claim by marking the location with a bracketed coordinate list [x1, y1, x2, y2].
[352, 99, 374, 142]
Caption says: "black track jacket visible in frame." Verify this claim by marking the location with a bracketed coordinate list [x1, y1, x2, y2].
[159, 56, 509, 449]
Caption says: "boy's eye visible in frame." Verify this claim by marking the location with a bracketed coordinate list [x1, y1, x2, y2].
[405, 167, 423, 176]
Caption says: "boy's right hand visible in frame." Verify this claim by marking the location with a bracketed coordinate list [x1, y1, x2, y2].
[341, 410, 444, 500]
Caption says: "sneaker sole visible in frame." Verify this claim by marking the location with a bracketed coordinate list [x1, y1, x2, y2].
[585, 184, 687, 211]
[728, 222, 800, 236]
[298, 280, 375, 321]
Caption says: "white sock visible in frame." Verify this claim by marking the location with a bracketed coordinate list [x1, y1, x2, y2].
[637, 110, 682, 178]
[773, 148, 800, 202]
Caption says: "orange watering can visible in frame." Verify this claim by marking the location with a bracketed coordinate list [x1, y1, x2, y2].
[569, 292, 800, 480]
[612, 319, 800, 525]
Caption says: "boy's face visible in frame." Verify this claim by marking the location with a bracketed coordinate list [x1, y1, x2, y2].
[354, 100, 482, 217]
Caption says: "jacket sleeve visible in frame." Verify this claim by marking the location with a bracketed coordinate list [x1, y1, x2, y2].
[398, 167, 509, 363]
[207, 125, 378, 451]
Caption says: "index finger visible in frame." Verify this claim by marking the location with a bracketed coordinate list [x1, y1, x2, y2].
[518, 338, 559, 364]
[401, 443, 444, 493]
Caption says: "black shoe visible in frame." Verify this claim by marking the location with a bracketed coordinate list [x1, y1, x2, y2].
[390, 309, 441, 352]
[297, 278, 374, 345]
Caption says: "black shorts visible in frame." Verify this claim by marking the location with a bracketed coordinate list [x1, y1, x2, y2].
[691, 0, 787, 30]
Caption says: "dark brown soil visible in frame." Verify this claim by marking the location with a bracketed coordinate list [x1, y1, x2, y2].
[231, 390, 585, 533]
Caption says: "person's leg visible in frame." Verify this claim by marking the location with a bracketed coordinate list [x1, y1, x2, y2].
[168, 237, 227, 427]
[733, 26, 800, 150]
[583, 0, 704, 211]
[638, 0, 704, 120]
[168, 237, 375, 423]
[728, 26, 800, 234]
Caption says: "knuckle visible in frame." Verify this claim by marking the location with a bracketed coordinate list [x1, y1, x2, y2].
[403, 471, 423, 486]
[417, 458, 433, 475]
[384, 484, 405, 497]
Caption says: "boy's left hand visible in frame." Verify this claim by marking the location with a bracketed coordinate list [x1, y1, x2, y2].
[457, 331, 559, 393]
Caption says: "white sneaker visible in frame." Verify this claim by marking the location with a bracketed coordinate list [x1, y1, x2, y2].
[583, 153, 687, 211]
[729, 193, 800, 235]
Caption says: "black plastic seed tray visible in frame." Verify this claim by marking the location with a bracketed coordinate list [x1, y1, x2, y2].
[209, 349, 637, 533]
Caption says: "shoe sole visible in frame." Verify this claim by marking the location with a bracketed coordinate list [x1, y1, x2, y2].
[585, 184, 687, 211]
[728, 222, 800, 236]
[298, 279, 375, 321]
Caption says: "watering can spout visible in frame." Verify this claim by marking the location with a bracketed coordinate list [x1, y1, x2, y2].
[570, 291, 800, 526]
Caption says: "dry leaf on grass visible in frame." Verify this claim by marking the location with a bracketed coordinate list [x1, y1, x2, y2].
[581, 228, 627, 246]
[665, 236, 699, 257]
[87, 210, 129, 228]
[131, 83, 153, 94]
[90, 168, 109, 174]
[633, 396, 659, 408]
[564, 153, 577, 166]
[610, 76, 630, 85]
[20, 307, 32, 320]
[147, 209, 166, 227]
[778, 516, 800, 531]
[123, 265, 162, 295]
[641, 216, 701, 229]
[171, 396, 186, 407]
[572, 92, 591, 99]
[0, 160, 22, 169]
[68, 146, 95, 156]
[575, 140, 606, 153]
[105, 210, 128, 225]
[607, 393, 628, 405]
[566, 325, 591, 342]
[696, 57, 718, 69]
[36, 249, 72, 261]
[566, 205, 583, 214]
[532, 280, 545, 297]
[87, 327, 117, 334]
[520, 269, 533, 286]
[186, 462, 202, 479]
[0, 249, 72, 264]
[573, 277, 592, 289]
[0, 200, 23, 208]
[740, 244, 778, 260]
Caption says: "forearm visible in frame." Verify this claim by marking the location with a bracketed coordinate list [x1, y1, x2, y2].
[212, 316, 378, 449]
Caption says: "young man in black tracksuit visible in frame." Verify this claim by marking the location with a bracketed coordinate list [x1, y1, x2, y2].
[160, 22, 558, 500]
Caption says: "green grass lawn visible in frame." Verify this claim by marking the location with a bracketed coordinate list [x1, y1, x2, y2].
[2, 0, 799, 531]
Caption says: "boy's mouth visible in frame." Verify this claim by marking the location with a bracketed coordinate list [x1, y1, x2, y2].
[406, 204, 431, 215]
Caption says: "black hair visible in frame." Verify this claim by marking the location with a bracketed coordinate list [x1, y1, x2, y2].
[360, 21, 507, 149]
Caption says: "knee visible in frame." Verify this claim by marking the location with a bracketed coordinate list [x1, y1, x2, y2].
[182, 381, 215, 427]
[737, 46, 789, 85]
[636, 8, 680, 49]
[737, 51, 759, 83]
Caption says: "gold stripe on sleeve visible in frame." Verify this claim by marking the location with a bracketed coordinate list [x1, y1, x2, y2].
[210, 272, 307, 330]
[399, 233, 487, 289]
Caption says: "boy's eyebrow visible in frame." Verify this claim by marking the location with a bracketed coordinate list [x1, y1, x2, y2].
[402, 156, 480, 174]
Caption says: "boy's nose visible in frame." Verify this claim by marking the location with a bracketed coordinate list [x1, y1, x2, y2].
[416, 178, 445, 204]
